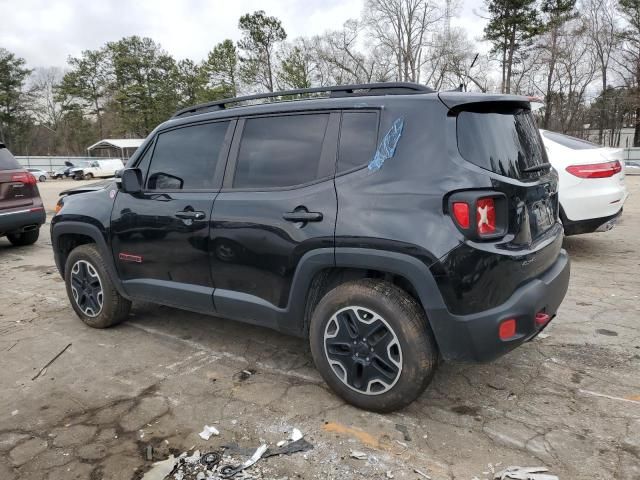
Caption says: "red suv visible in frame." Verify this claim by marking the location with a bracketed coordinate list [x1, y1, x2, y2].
[0, 143, 46, 246]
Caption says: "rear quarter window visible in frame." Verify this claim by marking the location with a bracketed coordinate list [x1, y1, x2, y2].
[0, 148, 21, 170]
[338, 111, 379, 173]
[457, 107, 548, 180]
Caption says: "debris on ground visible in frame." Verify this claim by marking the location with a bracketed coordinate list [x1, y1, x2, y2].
[289, 428, 303, 442]
[414, 468, 431, 479]
[224, 438, 313, 458]
[141, 454, 177, 480]
[395, 423, 411, 442]
[219, 444, 267, 478]
[236, 368, 256, 381]
[32, 342, 72, 380]
[494, 466, 559, 480]
[199, 425, 220, 440]
[350, 450, 368, 460]
[146, 444, 154, 461]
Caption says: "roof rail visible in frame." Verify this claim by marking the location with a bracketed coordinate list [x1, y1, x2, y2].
[172, 82, 434, 118]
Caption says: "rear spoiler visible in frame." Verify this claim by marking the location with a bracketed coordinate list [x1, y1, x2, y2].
[438, 92, 531, 112]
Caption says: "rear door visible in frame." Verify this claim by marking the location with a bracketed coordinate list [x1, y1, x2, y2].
[110, 120, 234, 312]
[210, 112, 339, 330]
[0, 146, 35, 212]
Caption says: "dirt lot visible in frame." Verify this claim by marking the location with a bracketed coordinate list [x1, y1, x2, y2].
[1, 178, 639, 480]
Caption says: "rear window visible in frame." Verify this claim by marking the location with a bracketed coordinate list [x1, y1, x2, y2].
[457, 107, 548, 180]
[0, 147, 21, 170]
[542, 130, 599, 150]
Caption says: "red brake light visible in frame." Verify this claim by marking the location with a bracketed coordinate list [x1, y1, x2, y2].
[476, 197, 496, 235]
[11, 172, 37, 185]
[499, 319, 517, 340]
[566, 161, 621, 178]
[452, 202, 470, 229]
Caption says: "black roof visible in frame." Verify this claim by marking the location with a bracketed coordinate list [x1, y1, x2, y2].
[172, 82, 434, 119]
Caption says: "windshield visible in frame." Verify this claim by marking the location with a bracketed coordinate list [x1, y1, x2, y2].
[542, 130, 600, 150]
[457, 106, 548, 180]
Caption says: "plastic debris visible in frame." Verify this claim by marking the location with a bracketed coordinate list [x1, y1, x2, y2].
[368, 117, 404, 171]
[289, 428, 303, 442]
[199, 425, 220, 440]
[224, 438, 314, 459]
[350, 450, 368, 460]
[140, 454, 177, 480]
[386, 471, 394, 478]
[146, 444, 153, 461]
[200, 451, 222, 468]
[414, 469, 431, 479]
[219, 444, 268, 478]
[276, 440, 286, 447]
[494, 466, 559, 480]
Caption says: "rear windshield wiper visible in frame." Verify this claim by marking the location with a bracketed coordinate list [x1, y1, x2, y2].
[523, 162, 551, 173]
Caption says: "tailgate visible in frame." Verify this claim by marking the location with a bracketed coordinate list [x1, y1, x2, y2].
[0, 169, 35, 211]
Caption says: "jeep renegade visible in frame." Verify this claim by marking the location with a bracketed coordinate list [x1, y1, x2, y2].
[51, 83, 570, 412]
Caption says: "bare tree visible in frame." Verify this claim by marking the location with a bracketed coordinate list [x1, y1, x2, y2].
[582, 0, 620, 142]
[365, 0, 442, 83]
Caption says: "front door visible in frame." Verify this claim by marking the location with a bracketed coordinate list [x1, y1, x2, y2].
[210, 112, 339, 332]
[111, 120, 233, 312]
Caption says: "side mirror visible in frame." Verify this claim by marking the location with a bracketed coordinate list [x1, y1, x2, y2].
[121, 168, 142, 194]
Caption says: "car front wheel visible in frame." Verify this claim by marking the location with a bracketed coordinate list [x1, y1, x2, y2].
[64, 244, 131, 328]
[309, 279, 438, 412]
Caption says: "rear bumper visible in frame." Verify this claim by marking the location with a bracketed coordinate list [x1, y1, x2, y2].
[430, 249, 570, 362]
[0, 207, 46, 235]
[562, 208, 622, 236]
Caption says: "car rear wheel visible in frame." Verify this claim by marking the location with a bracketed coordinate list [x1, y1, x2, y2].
[309, 279, 438, 412]
[39, 175, 46, 182]
[64, 244, 131, 328]
[85, 173, 93, 180]
[7, 228, 40, 246]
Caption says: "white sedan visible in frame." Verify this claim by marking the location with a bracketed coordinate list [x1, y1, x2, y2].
[27, 168, 49, 182]
[540, 130, 628, 235]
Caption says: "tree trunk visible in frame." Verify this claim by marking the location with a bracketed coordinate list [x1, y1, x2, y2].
[505, 26, 517, 94]
[599, 73, 606, 144]
[634, 106, 640, 147]
[501, 43, 507, 94]
[543, 29, 558, 129]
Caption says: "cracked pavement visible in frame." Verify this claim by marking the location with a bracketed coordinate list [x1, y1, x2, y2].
[0, 178, 639, 479]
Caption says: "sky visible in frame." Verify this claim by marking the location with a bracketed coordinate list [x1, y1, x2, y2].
[0, 0, 488, 69]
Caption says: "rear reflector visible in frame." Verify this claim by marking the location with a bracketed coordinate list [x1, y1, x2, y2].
[535, 312, 551, 326]
[566, 161, 621, 178]
[476, 197, 496, 235]
[452, 202, 470, 229]
[499, 319, 517, 340]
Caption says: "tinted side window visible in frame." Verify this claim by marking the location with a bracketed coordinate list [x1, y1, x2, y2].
[147, 121, 228, 190]
[135, 140, 155, 178]
[234, 114, 329, 189]
[0, 147, 21, 170]
[338, 112, 378, 173]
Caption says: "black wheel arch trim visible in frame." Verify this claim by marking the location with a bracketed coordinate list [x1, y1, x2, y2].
[51, 221, 131, 300]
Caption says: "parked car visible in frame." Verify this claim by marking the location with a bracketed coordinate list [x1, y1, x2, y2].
[0, 143, 46, 246]
[626, 160, 640, 175]
[540, 130, 628, 235]
[51, 83, 570, 412]
[27, 168, 49, 182]
[71, 159, 124, 180]
[51, 161, 76, 179]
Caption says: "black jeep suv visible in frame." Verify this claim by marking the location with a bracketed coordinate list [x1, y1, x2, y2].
[51, 83, 570, 412]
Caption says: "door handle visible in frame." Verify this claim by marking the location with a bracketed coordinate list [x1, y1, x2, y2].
[175, 210, 206, 220]
[282, 211, 323, 222]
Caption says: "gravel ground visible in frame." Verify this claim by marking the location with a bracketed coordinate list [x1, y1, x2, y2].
[0, 177, 638, 480]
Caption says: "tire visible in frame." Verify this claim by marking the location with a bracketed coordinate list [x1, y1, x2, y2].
[7, 228, 40, 246]
[64, 244, 131, 328]
[39, 175, 46, 182]
[309, 279, 438, 412]
[85, 173, 93, 180]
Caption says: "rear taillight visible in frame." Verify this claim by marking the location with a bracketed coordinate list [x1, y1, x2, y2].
[11, 172, 37, 185]
[566, 161, 621, 178]
[449, 192, 506, 240]
[452, 202, 470, 229]
[476, 197, 496, 235]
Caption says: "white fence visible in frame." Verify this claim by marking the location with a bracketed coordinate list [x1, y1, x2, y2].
[15, 156, 108, 172]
